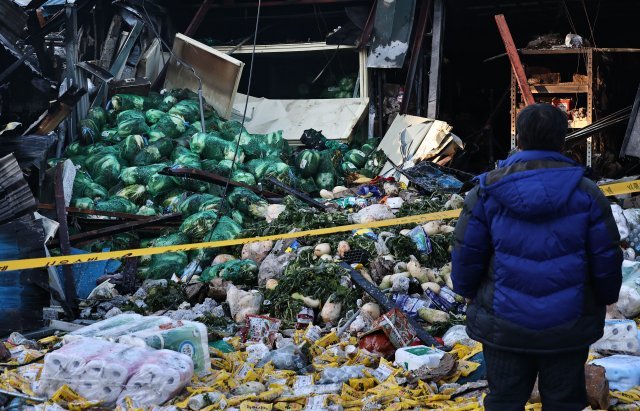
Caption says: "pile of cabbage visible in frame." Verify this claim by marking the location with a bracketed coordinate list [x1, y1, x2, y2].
[47, 90, 386, 280]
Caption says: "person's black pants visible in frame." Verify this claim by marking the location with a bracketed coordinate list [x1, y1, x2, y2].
[482, 345, 590, 411]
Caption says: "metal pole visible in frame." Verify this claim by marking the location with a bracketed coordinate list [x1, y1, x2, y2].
[426, 0, 444, 118]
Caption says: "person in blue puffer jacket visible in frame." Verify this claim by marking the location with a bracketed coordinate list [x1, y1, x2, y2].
[452, 103, 622, 411]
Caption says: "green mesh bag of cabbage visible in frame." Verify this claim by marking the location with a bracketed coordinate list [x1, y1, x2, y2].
[228, 187, 268, 219]
[148, 114, 186, 140]
[94, 197, 137, 213]
[180, 210, 219, 241]
[190, 132, 243, 162]
[111, 94, 158, 112]
[147, 251, 188, 280]
[120, 163, 168, 185]
[87, 153, 122, 188]
[119, 135, 146, 163]
[116, 109, 150, 137]
[192, 216, 243, 261]
[199, 259, 258, 284]
[177, 194, 221, 217]
[72, 171, 108, 200]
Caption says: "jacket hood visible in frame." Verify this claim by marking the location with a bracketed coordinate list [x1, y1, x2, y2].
[478, 150, 585, 218]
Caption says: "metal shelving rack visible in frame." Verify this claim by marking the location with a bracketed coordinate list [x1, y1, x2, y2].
[510, 47, 640, 166]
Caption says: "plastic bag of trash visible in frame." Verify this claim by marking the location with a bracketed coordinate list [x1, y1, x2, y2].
[318, 365, 367, 384]
[442, 325, 475, 347]
[256, 343, 307, 371]
[611, 204, 629, 240]
[226, 285, 263, 323]
[350, 204, 395, 224]
[623, 208, 640, 231]
[617, 260, 640, 318]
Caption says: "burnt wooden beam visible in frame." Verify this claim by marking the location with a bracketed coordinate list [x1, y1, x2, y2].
[38, 203, 158, 221]
[160, 167, 281, 199]
[494, 14, 534, 106]
[49, 213, 182, 247]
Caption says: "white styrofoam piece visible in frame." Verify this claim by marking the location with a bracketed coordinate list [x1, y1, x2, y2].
[231, 94, 369, 144]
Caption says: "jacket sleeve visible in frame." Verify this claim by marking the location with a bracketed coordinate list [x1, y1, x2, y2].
[451, 186, 492, 299]
[585, 183, 623, 305]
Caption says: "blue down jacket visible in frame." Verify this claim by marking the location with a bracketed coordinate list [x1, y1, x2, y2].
[451, 150, 622, 353]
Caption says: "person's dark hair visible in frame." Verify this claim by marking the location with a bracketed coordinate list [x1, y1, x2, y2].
[516, 103, 568, 151]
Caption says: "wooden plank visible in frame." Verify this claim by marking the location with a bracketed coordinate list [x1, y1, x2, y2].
[521, 47, 640, 55]
[38, 203, 154, 221]
[530, 83, 589, 94]
[494, 14, 535, 106]
[426, 0, 444, 119]
[165, 33, 244, 120]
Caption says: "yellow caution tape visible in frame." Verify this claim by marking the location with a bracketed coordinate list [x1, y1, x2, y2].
[0, 179, 637, 271]
[0, 209, 461, 271]
[598, 179, 640, 197]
